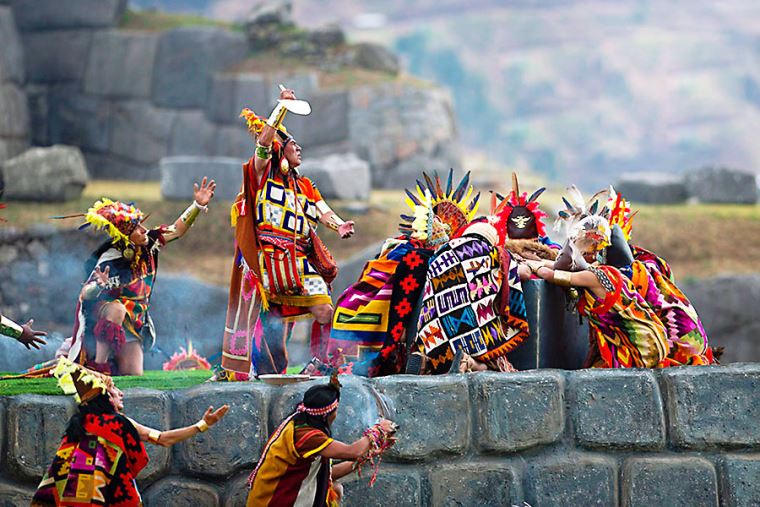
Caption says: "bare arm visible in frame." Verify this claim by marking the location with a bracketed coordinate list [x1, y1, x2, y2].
[316, 200, 355, 239]
[332, 460, 357, 480]
[129, 404, 229, 447]
[534, 265, 607, 299]
[320, 436, 370, 460]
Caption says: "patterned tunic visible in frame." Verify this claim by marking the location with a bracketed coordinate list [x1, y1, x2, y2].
[415, 234, 528, 373]
[31, 414, 148, 507]
[247, 420, 333, 507]
[578, 265, 669, 368]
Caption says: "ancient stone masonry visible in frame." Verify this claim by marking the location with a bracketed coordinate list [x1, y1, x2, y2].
[0, 0, 458, 190]
[1, 366, 760, 505]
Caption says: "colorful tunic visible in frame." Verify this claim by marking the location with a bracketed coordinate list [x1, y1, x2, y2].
[631, 244, 674, 281]
[68, 229, 164, 364]
[625, 261, 712, 366]
[414, 234, 529, 374]
[247, 419, 333, 507]
[223, 159, 332, 375]
[328, 240, 433, 376]
[578, 265, 670, 368]
[31, 413, 149, 507]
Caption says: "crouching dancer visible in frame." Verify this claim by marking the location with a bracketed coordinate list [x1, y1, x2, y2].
[247, 374, 397, 506]
[32, 358, 228, 506]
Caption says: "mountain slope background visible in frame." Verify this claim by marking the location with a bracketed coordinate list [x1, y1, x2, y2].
[132, 1, 760, 187]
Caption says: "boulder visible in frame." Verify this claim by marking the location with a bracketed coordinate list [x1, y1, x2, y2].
[685, 166, 758, 204]
[344, 43, 400, 75]
[243, 0, 295, 51]
[0, 6, 24, 84]
[152, 27, 247, 109]
[298, 152, 370, 201]
[9, 0, 127, 30]
[615, 172, 688, 204]
[1, 145, 88, 201]
[159, 156, 244, 202]
[21, 30, 93, 83]
[309, 23, 345, 51]
[84, 30, 159, 99]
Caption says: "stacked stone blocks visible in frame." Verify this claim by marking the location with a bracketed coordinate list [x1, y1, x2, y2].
[1, 365, 759, 505]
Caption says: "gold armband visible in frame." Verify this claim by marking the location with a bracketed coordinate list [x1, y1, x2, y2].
[255, 142, 272, 161]
[0, 315, 23, 339]
[147, 429, 161, 445]
[195, 419, 209, 433]
[180, 200, 206, 228]
[553, 270, 572, 287]
[267, 102, 287, 130]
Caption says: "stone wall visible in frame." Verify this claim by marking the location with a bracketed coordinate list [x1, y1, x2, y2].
[1, 0, 459, 188]
[1, 366, 759, 505]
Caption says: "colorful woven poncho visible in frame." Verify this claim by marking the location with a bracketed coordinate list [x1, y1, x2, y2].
[414, 234, 528, 373]
[31, 413, 148, 507]
[578, 265, 669, 368]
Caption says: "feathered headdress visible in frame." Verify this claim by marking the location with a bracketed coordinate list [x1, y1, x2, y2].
[240, 108, 291, 152]
[162, 341, 211, 371]
[605, 186, 637, 242]
[53, 198, 144, 247]
[490, 172, 548, 243]
[554, 185, 611, 234]
[403, 169, 480, 237]
[52, 357, 113, 405]
[399, 189, 451, 248]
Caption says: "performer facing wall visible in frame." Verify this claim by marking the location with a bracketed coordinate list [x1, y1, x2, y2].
[220, 87, 355, 379]
[58, 179, 215, 376]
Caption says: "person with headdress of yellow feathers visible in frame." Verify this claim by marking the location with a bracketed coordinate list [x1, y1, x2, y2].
[56, 179, 216, 376]
[322, 169, 479, 377]
[246, 373, 397, 507]
[219, 86, 356, 380]
[31, 358, 228, 507]
[407, 181, 531, 375]
[0, 202, 48, 351]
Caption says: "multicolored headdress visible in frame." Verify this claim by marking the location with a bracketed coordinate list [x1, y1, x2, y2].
[554, 185, 610, 235]
[240, 108, 292, 152]
[297, 371, 342, 416]
[52, 357, 113, 405]
[162, 341, 211, 371]
[56, 198, 144, 247]
[605, 187, 637, 242]
[403, 169, 480, 237]
[491, 172, 548, 242]
[399, 189, 451, 248]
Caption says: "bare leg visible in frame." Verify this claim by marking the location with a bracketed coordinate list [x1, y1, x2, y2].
[308, 304, 334, 360]
[116, 341, 144, 376]
[94, 301, 127, 363]
[308, 304, 334, 325]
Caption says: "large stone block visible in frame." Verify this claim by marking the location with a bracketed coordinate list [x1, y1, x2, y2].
[160, 156, 243, 202]
[26, 84, 49, 146]
[222, 471, 251, 507]
[84, 150, 157, 180]
[84, 30, 158, 99]
[685, 166, 758, 204]
[21, 30, 93, 83]
[622, 457, 718, 507]
[214, 124, 254, 159]
[2, 145, 88, 202]
[471, 371, 564, 453]
[124, 389, 171, 485]
[173, 383, 271, 478]
[0, 82, 29, 138]
[152, 27, 247, 109]
[719, 454, 760, 507]
[206, 73, 268, 124]
[0, 137, 27, 163]
[527, 454, 618, 507]
[109, 100, 175, 165]
[342, 466, 424, 507]
[285, 90, 350, 148]
[6, 394, 75, 479]
[371, 375, 469, 461]
[614, 172, 688, 204]
[269, 376, 383, 445]
[168, 110, 218, 157]
[0, 478, 35, 506]
[568, 369, 665, 450]
[48, 87, 111, 152]
[661, 365, 760, 449]
[142, 477, 220, 507]
[10, 0, 127, 30]
[298, 152, 371, 201]
[430, 462, 519, 507]
[0, 7, 24, 84]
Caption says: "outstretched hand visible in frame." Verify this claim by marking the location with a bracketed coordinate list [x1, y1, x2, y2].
[193, 177, 216, 207]
[18, 319, 47, 350]
[92, 265, 111, 288]
[202, 404, 229, 427]
[338, 221, 355, 239]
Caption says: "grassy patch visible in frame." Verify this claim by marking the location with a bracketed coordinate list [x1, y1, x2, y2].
[120, 8, 239, 32]
[0, 369, 213, 396]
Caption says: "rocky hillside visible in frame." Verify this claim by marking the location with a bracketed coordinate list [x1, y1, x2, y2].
[135, 0, 760, 188]
[0, 0, 460, 190]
